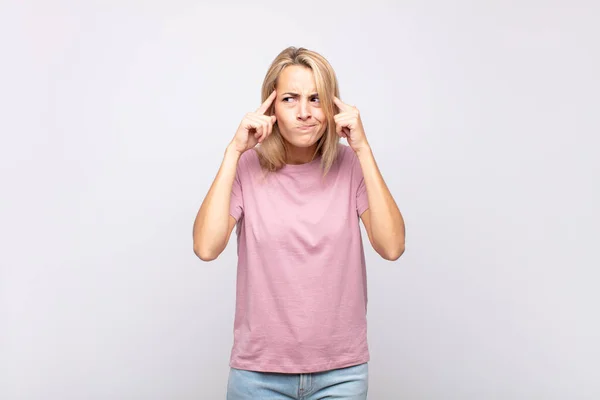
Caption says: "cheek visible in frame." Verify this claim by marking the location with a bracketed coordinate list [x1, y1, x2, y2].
[312, 109, 327, 130]
[275, 107, 292, 126]
[314, 109, 326, 122]
[318, 113, 329, 135]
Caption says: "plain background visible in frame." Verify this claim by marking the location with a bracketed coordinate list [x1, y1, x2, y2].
[1, 0, 598, 399]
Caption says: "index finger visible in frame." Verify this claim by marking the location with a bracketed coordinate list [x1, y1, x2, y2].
[256, 90, 277, 114]
[333, 96, 351, 112]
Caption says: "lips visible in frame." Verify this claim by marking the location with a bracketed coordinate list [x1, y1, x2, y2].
[298, 124, 316, 129]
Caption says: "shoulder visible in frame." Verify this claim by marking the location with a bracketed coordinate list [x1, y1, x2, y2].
[237, 148, 260, 171]
[234, 149, 264, 188]
[242, 148, 259, 162]
[336, 143, 359, 169]
[336, 144, 365, 186]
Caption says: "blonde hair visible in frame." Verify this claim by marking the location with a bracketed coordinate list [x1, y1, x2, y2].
[256, 46, 341, 176]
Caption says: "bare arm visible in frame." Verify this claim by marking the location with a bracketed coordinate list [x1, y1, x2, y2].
[192, 90, 278, 261]
[192, 145, 241, 261]
[358, 146, 406, 261]
[332, 96, 405, 261]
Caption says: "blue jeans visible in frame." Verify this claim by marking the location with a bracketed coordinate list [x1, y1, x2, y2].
[226, 362, 369, 400]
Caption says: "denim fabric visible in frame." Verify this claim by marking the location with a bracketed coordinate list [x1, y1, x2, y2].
[226, 362, 368, 400]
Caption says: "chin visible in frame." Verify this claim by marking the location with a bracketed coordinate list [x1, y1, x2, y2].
[280, 128, 325, 148]
[284, 136, 321, 148]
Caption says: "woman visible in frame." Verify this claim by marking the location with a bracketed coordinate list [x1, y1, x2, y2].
[193, 46, 405, 399]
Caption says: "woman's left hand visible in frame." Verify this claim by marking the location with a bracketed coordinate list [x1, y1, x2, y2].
[333, 96, 370, 153]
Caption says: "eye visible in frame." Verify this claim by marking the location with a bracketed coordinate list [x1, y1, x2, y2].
[311, 96, 320, 102]
[282, 97, 294, 102]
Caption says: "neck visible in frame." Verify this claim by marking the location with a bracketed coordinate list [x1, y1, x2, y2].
[284, 143, 320, 165]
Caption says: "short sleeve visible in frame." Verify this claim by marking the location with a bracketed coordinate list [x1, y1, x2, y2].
[229, 163, 244, 222]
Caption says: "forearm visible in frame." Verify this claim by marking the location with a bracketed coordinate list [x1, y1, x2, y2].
[356, 145, 405, 257]
[193, 144, 241, 260]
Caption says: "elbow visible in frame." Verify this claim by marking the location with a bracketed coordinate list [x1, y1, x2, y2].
[193, 243, 219, 262]
[381, 244, 405, 261]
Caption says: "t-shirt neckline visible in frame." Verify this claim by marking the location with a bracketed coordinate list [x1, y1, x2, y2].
[282, 154, 322, 171]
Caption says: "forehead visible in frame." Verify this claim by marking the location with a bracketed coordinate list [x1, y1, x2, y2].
[278, 65, 316, 92]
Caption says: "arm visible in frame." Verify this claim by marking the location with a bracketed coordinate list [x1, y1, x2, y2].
[332, 96, 405, 261]
[193, 90, 278, 261]
[192, 145, 241, 261]
[357, 146, 405, 261]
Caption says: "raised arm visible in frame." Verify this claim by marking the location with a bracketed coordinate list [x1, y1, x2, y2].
[193, 90, 278, 261]
[333, 96, 405, 261]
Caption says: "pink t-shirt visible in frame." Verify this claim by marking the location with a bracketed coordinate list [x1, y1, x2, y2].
[228, 143, 370, 373]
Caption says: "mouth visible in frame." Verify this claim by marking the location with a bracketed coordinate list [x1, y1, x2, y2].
[297, 124, 317, 130]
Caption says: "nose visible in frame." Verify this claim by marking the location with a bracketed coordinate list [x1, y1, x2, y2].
[297, 99, 312, 120]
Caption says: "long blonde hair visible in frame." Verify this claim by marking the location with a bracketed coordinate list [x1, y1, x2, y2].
[257, 46, 341, 176]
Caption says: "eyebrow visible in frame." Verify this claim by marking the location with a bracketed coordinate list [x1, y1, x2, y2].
[281, 92, 319, 97]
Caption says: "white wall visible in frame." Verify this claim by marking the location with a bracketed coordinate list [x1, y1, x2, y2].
[1, 0, 598, 398]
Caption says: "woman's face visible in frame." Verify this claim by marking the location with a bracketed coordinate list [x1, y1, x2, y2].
[274, 65, 327, 149]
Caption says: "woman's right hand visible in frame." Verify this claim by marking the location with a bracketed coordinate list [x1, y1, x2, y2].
[229, 90, 278, 154]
